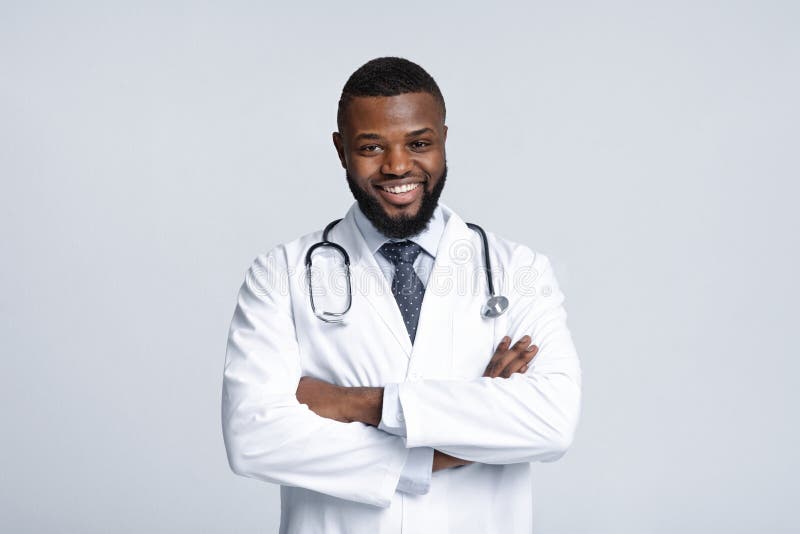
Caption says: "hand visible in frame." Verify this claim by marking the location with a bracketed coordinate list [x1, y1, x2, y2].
[482, 335, 539, 378]
[433, 449, 473, 472]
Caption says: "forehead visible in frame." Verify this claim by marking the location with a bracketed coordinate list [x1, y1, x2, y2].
[342, 92, 444, 136]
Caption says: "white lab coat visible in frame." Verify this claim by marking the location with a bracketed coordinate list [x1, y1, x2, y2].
[221, 201, 581, 534]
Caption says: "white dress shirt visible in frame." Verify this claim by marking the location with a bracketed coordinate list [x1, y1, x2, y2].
[351, 202, 449, 495]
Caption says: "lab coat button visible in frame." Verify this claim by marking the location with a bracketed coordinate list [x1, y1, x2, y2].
[409, 372, 422, 381]
[397, 413, 405, 422]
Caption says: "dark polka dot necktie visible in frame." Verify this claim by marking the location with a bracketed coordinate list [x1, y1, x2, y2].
[379, 240, 426, 344]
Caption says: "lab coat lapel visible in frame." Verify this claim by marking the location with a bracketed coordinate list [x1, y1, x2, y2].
[329, 205, 413, 358]
[410, 204, 472, 360]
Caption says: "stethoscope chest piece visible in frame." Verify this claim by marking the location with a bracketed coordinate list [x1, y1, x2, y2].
[481, 295, 509, 319]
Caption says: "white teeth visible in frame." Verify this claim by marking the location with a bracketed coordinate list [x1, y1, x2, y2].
[382, 183, 420, 194]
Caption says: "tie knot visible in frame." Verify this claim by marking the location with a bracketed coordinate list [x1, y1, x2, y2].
[379, 240, 423, 266]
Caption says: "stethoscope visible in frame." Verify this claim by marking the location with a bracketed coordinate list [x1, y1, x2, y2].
[305, 218, 509, 323]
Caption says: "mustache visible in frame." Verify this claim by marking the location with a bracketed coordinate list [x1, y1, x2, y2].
[373, 174, 429, 184]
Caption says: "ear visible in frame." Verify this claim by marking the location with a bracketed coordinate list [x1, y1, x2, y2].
[332, 132, 347, 169]
[443, 124, 448, 142]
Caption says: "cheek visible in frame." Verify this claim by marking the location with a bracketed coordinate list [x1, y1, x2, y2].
[348, 158, 382, 181]
[420, 153, 445, 174]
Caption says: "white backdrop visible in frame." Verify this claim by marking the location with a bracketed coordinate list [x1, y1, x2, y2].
[1, 1, 798, 532]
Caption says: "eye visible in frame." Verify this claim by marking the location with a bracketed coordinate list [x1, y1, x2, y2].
[410, 140, 431, 150]
[360, 144, 382, 153]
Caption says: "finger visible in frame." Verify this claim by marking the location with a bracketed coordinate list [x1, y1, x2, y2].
[506, 363, 529, 377]
[483, 336, 511, 377]
[498, 344, 538, 378]
[485, 335, 532, 378]
[495, 336, 511, 353]
[489, 336, 531, 378]
[512, 335, 531, 351]
[490, 336, 511, 362]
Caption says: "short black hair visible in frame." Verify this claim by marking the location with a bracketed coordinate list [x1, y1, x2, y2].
[337, 56, 446, 133]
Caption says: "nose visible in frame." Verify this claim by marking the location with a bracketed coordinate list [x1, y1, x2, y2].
[380, 145, 413, 177]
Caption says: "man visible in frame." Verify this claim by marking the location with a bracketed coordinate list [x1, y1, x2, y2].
[222, 57, 581, 534]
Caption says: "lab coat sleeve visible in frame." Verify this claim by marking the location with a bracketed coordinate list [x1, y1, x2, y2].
[397, 250, 582, 464]
[377, 382, 407, 437]
[221, 249, 410, 508]
[378, 383, 433, 494]
[396, 446, 434, 495]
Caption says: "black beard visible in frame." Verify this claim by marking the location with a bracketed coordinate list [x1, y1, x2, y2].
[346, 164, 448, 239]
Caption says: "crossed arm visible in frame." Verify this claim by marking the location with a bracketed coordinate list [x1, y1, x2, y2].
[295, 335, 540, 472]
[222, 248, 581, 508]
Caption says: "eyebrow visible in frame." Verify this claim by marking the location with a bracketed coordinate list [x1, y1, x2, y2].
[353, 127, 436, 142]
[406, 127, 434, 137]
[354, 133, 382, 141]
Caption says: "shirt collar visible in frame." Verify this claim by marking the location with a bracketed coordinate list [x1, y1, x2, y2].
[352, 202, 448, 259]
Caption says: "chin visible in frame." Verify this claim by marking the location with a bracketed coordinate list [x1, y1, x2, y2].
[345, 164, 447, 239]
[382, 201, 422, 218]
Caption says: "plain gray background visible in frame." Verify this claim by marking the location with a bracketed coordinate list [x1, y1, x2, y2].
[1, 1, 797, 532]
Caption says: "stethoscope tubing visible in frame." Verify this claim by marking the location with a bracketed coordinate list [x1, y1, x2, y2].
[305, 218, 507, 322]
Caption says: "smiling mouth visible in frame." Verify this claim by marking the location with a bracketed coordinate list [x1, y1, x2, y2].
[379, 183, 422, 194]
[374, 180, 426, 206]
